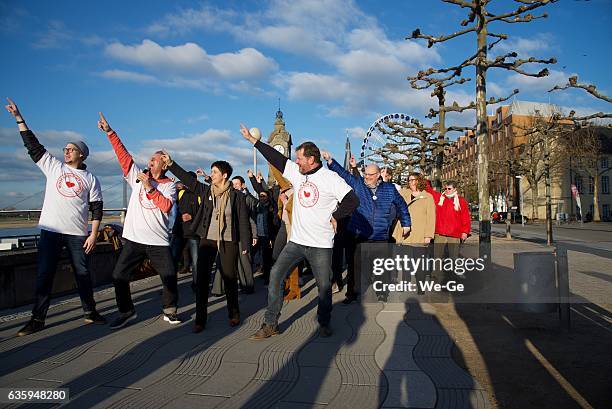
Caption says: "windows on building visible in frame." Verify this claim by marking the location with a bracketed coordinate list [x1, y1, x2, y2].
[603, 204, 610, 220]
[602, 156, 609, 170]
[602, 176, 610, 195]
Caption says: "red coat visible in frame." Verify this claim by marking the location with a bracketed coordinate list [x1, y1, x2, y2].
[426, 184, 471, 238]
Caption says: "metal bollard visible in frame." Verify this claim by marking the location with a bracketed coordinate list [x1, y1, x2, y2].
[505, 219, 512, 239]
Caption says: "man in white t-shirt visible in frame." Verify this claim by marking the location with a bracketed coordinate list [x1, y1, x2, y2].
[97, 113, 179, 329]
[5, 98, 106, 337]
[239, 125, 359, 339]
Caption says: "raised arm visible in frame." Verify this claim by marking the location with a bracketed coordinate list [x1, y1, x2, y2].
[322, 151, 359, 188]
[5, 98, 46, 162]
[240, 124, 288, 172]
[161, 152, 209, 198]
[248, 169, 268, 194]
[98, 112, 133, 177]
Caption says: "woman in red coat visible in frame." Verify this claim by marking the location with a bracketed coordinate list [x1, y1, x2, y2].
[426, 180, 471, 283]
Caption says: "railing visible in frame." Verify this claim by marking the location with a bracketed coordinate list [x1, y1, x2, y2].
[0, 208, 128, 221]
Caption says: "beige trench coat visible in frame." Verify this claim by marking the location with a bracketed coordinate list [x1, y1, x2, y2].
[393, 188, 435, 244]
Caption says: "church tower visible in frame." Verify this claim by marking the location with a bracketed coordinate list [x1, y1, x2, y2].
[267, 102, 292, 186]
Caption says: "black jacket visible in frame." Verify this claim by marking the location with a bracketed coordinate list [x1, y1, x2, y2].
[168, 162, 251, 250]
[173, 188, 200, 238]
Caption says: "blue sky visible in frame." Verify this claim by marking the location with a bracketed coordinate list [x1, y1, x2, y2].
[1, 0, 610, 209]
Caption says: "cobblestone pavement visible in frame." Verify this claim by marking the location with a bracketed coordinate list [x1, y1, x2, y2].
[0, 274, 490, 409]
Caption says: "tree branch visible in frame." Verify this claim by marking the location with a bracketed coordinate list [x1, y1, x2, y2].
[408, 26, 476, 48]
[486, 1, 556, 24]
[549, 75, 612, 103]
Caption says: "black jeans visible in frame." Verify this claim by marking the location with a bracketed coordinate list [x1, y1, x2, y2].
[32, 229, 96, 321]
[112, 239, 178, 314]
[196, 239, 240, 326]
[345, 236, 387, 298]
[253, 235, 273, 281]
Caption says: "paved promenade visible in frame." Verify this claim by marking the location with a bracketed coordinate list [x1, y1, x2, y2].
[0, 273, 489, 409]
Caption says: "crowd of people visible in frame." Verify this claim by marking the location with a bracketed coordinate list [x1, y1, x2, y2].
[5, 98, 471, 339]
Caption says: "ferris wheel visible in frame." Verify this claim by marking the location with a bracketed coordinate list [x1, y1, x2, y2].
[359, 113, 415, 174]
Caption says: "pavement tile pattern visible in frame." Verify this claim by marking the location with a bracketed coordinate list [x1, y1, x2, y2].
[0, 275, 490, 408]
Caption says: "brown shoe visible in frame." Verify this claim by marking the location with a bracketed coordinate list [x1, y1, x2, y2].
[193, 323, 205, 333]
[229, 317, 241, 327]
[249, 323, 279, 340]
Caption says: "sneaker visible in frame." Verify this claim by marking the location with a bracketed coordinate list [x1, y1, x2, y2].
[331, 283, 341, 294]
[109, 310, 137, 329]
[16, 319, 45, 336]
[249, 323, 279, 340]
[84, 310, 107, 325]
[319, 324, 333, 338]
[229, 316, 241, 327]
[163, 313, 181, 325]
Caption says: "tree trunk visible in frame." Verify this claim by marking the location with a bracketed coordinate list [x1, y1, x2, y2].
[593, 170, 601, 222]
[476, 3, 490, 250]
[433, 87, 446, 190]
[529, 179, 539, 220]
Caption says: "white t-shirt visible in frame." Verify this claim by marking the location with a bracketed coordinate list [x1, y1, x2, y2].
[122, 163, 177, 246]
[36, 152, 103, 236]
[283, 161, 352, 248]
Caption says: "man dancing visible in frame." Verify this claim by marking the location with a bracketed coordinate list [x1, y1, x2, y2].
[98, 113, 179, 329]
[240, 125, 359, 339]
[5, 98, 105, 336]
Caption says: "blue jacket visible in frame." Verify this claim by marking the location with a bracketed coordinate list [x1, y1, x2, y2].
[328, 159, 410, 240]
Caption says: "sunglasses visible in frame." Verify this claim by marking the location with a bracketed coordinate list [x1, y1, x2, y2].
[444, 187, 455, 191]
[63, 147, 79, 154]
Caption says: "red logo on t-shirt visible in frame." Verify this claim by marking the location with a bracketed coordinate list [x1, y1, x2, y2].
[56, 173, 85, 197]
[298, 181, 319, 207]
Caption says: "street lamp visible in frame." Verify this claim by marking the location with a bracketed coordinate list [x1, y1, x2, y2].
[516, 175, 524, 226]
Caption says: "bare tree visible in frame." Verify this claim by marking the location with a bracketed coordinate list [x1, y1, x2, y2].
[408, 0, 558, 248]
[510, 110, 569, 243]
[562, 126, 612, 222]
[366, 117, 439, 182]
[549, 75, 612, 125]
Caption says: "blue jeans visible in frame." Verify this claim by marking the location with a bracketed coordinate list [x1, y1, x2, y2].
[170, 236, 199, 276]
[265, 241, 333, 326]
[32, 229, 96, 320]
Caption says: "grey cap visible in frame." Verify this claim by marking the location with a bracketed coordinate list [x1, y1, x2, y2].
[67, 140, 89, 160]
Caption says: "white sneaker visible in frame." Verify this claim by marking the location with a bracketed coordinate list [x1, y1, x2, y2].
[163, 313, 181, 324]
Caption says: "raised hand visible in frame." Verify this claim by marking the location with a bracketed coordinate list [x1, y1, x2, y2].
[98, 112, 113, 133]
[321, 150, 332, 163]
[160, 150, 173, 167]
[240, 123, 256, 144]
[196, 167, 207, 177]
[4, 98, 22, 120]
[247, 169, 254, 178]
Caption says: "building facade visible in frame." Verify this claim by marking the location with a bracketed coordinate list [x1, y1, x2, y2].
[441, 100, 612, 221]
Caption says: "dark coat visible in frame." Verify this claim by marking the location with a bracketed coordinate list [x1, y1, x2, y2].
[328, 159, 411, 240]
[168, 162, 251, 250]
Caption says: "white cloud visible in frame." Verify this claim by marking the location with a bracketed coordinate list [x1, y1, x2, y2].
[99, 69, 159, 84]
[105, 40, 277, 81]
[140, 1, 442, 117]
[346, 126, 367, 140]
[496, 33, 557, 57]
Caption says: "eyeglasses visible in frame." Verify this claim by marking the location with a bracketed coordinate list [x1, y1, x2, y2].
[63, 147, 79, 154]
[444, 187, 454, 191]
